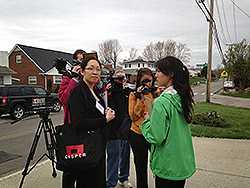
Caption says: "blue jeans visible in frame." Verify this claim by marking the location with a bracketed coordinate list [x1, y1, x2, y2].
[106, 140, 130, 188]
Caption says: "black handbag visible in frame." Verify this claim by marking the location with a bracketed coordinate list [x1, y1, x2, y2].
[55, 124, 105, 172]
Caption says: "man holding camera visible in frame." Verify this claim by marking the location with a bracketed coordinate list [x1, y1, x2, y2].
[106, 68, 133, 188]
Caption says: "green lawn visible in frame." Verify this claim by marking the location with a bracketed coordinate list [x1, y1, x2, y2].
[191, 102, 250, 139]
[189, 76, 206, 86]
[221, 91, 250, 98]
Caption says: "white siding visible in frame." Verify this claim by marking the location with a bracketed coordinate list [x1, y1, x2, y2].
[0, 51, 8, 67]
[3, 75, 12, 85]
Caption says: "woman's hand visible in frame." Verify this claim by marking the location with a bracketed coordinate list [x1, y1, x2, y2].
[137, 85, 144, 93]
[134, 86, 146, 99]
[105, 107, 115, 123]
[144, 112, 149, 119]
[71, 65, 81, 74]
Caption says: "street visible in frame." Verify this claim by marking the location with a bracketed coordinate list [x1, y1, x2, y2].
[192, 79, 223, 102]
[0, 112, 64, 178]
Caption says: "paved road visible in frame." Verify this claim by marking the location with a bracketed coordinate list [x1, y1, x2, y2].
[192, 80, 250, 108]
[0, 112, 64, 178]
[192, 80, 223, 102]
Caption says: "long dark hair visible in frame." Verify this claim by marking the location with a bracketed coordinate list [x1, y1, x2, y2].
[156, 56, 194, 123]
[135, 68, 156, 97]
[73, 49, 86, 60]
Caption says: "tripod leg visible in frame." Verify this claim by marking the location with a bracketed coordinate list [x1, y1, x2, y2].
[43, 119, 57, 178]
[19, 120, 44, 188]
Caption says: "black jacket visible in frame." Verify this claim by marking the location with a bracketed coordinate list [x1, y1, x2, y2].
[68, 80, 107, 133]
[107, 82, 132, 140]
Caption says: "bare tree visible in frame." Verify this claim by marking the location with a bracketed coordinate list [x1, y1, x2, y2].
[175, 43, 191, 64]
[98, 39, 122, 68]
[142, 40, 191, 64]
[128, 48, 138, 60]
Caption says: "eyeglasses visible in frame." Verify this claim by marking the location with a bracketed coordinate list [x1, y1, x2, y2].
[141, 79, 153, 84]
[85, 67, 101, 72]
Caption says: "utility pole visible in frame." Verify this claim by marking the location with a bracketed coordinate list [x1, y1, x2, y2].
[206, 0, 214, 103]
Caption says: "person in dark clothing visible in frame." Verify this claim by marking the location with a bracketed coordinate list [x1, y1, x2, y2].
[63, 56, 115, 188]
[58, 49, 86, 124]
[106, 68, 133, 188]
[58, 49, 86, 188]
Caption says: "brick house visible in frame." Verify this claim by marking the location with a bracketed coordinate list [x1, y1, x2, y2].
[8, 44, 73, 92]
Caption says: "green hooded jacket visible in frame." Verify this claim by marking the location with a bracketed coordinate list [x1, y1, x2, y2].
[141, 88, 196, 180]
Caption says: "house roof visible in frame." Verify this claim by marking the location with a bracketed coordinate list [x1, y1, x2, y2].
[15, 44, 73, 73]
[121, 58, 155, 64]
[0, 65, 16, 75]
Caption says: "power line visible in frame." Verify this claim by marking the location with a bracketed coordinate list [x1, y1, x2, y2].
[195, 0, 210, 21]
[215, 0, 227, 43]
[221, 0, 232, 42]
[232, 1, 237, 42]
[195, 0, 226, 63]
[229, 0, 250, 19]
[200, 1, 225, 57]
[213, 25, 226, 62]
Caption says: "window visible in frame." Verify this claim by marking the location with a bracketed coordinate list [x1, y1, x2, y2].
[28, 76, 37, 85]
[16, 55, 22, 64]
[138, 63, 140, 68]
[125, 64, 128, 68]
[53, 75, 62, 84]
[34, 87, 47, 95]
[129, 64, 131, 68]
[8, 87, 21, 96]
[0, 76, 3, 85]
[148, 64, 151, 67]
[143, 63, 145, 67]
[22, 87, 35, 95]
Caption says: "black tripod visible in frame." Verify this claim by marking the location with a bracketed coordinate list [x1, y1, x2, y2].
[17, 110, 57, 188]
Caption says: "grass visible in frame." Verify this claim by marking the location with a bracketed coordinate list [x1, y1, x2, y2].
[221, 91, 250, 98]
[190, 102, 250, 139]
[189, 76, 206, 86]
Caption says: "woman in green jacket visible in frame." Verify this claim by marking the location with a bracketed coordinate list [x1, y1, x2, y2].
[141, 56, 196, 188]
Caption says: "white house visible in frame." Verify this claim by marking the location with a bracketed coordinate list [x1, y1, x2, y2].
[0, 51, 15, 85]
[120, 58, 156, 75]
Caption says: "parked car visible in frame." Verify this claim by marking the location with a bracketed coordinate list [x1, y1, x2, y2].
[0, 85, 61, 119]
[223, 80, 234, 90]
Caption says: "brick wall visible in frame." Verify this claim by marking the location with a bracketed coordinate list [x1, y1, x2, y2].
[9, 51, 45, 88]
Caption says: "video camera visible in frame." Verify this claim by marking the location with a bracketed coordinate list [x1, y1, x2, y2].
[134, 79, 157, 98]
[140, 79, 153, 94]
[53, 58, 80, 78]
[54, 52, 98, 77]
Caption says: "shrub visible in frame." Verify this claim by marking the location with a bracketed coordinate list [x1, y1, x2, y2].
[192, 111, 230, 128]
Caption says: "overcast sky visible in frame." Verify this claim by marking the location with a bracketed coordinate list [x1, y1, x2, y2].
[0, 0, 250, 68]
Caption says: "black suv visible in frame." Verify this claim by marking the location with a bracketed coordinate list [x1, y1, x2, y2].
[0, 85, 61, 119]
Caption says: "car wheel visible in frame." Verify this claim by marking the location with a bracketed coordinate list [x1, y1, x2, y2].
[12, 105, 25, 119]
[52, 100, 61, 112]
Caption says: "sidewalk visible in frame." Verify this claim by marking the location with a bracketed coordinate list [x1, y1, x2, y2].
[0, 137, 250, 188]
[211, 94, 250, 109]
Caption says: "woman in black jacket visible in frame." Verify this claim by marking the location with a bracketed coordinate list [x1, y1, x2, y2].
[64, 56, 115, 188]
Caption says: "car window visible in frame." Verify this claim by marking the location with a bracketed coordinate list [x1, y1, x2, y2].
[8, 87, 21, 96]
[0, 88, 4, 96]
[22, 87, 36, 95]
[34, 87, 47, 95]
